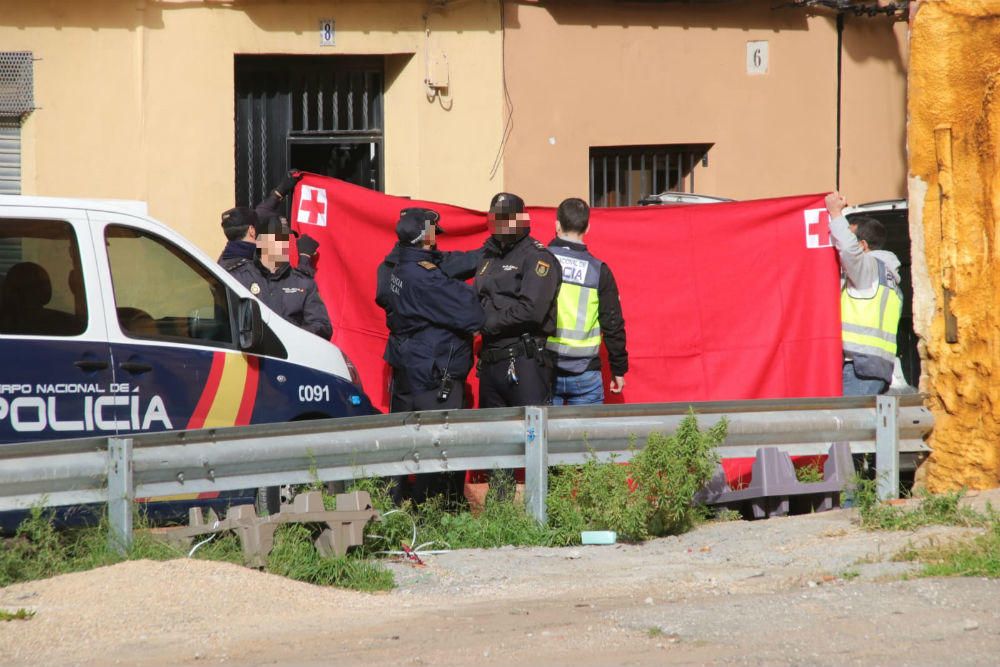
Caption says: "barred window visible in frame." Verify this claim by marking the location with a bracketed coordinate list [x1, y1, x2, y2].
[589, 144, 711, 207]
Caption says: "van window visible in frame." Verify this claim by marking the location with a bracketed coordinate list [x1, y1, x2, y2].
[0, 219, 87, 336]
[105, 225, 234, 346]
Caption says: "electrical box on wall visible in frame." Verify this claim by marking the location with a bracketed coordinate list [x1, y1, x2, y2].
[426, 51, 449, 90]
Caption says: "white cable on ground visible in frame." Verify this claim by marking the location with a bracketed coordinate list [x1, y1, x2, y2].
[187, 521, 221, 558]
[366, 508, 452, 557]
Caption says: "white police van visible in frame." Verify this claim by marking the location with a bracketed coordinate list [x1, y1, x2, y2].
[0, 196, 375, 524]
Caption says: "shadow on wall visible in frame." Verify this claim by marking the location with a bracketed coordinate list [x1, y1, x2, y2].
[506, 0, 810, 31]
[0, 0, 498, 34]
[843, 14, 906, 72]
[842, 13, 909, 196]
[0, 0, 164, 29]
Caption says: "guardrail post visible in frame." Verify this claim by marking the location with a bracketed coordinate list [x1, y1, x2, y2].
[524, 406, 548, 525]
[107, 437, 134, 553]
[876, 395, 900, 500]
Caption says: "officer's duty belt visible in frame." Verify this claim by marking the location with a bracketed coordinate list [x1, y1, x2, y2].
[480, 339, 540, 364]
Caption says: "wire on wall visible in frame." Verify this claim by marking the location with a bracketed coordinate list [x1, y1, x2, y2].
[488, 0, 514, 181]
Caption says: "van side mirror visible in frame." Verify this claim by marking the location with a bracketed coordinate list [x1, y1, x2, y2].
[237, 298, 264, 350]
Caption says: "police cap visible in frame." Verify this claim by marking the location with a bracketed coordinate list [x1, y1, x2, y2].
[220, 206, 258, 230]
[488, 192, 525, 217]
[253, 213, 299, 238]
[396, 207, 444, 245]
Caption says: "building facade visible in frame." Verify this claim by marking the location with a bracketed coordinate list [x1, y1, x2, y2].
[500, 0, 908, 206]
[0, 0, 906, 257]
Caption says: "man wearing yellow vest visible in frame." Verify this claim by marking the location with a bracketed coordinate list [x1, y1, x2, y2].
[825, 191, 903, 396]
[546, 198, 628, 404]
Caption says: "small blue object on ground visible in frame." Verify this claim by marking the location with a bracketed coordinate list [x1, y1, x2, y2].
[581, 530, 617, 545]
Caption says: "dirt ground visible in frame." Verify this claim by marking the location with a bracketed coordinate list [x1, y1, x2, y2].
[4, 493, 1000, 667]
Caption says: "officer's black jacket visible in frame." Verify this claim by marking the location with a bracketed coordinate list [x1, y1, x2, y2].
[218, 240, 255, 271]
[548, 237, 629, 377]
[475, 234, 561, 350]
[227, 258, 333, 340]
[376, 244, 482, 329]
[380, 246, 485, 392]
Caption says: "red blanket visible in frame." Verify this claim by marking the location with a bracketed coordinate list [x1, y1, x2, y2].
[290, 174, 840, 404]
[290, 176, 842, 483]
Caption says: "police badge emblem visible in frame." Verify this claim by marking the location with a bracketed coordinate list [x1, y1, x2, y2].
[535, 260, 550, 277]
[250, 283, 261, 295]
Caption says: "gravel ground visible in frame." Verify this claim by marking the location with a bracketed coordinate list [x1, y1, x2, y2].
[2, 494, 1000, 667]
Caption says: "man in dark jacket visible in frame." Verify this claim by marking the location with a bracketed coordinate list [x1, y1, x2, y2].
[378, 208, 484, 504]
[379, 208, 484, 411]
[546, 198, 628, 404]
[475, 192, 561, 408]
[219, 171, 319, 275]
[375, 211, 482, 330]
[227, 214, 332, 340]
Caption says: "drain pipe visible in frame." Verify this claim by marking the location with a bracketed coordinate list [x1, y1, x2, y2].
[835, 11, 844, 191]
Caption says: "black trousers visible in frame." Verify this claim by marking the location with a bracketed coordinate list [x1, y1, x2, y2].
[389, 369, 465, 412]
[388, 368, 465, 505]
[478, 352, 554, 408]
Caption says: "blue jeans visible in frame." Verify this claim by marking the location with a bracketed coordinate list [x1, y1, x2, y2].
[552, 369, 605, 406]
[842, 361, 887, 396]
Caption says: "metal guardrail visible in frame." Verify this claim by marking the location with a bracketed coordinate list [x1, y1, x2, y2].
[0, 395, 932, 547]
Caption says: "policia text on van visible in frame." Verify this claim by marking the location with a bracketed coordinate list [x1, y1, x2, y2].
[0, 195, 376, 519]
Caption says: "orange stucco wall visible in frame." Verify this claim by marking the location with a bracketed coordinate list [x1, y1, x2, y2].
[909, 1, 1000, 491]
[3, 0, 504, 257]
[500, 0, 908, 206]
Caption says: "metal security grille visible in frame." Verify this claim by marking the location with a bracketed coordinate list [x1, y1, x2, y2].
[235, 55, 384, 208]
[290, 68, 382, 134]
[589, 144, 712, 207]
[0, 120, 20, 195]
[0, 52, 34, 117]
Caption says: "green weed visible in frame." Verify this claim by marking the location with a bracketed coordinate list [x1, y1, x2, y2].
[266, 523, 393, 591]
[855, 478, 988, 531]
[795, 462, 824, 484]
[712, 508, 743, 523]
[0, 609, 35, 621]
[853, 479, 1000, 579]
[351, 474, 568, 552]
[548, 410, 726, 541]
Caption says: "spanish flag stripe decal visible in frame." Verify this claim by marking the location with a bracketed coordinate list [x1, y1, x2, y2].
[235, 355, 260, 425]
[203, 355, 249, 428]
[186, 352, 226, 430]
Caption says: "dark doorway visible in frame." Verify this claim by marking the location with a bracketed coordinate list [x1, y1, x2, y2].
[234, 55, 384, 208]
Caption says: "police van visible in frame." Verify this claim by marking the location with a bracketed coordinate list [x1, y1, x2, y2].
[0, 195, 375, 521]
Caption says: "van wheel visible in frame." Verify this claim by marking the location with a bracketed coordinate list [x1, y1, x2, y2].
[256, 486, 281, 516]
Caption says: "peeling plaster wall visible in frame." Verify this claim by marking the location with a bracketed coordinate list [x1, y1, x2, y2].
[909, 1, 1000, 490]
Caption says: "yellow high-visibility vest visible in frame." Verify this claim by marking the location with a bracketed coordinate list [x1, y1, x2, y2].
[841, 258, 902, 382]
[546, 245, 602, 374]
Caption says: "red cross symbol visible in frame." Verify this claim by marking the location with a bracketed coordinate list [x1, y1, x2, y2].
[804, 209, 831, 249]
[297, 186, 327, 226]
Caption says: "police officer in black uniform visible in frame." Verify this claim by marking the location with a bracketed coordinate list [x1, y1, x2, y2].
[378, 208, 484, 412]
[227, 213, 333, 340]
[219, 171, 320, 275]
[475, 192, 561, 407]
[376, 214, 483, 331]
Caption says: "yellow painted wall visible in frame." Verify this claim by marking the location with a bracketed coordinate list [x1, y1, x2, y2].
[1, 0, 503, 256]
[909, 1, 1000, 491]
[500, 1, 908, 206]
